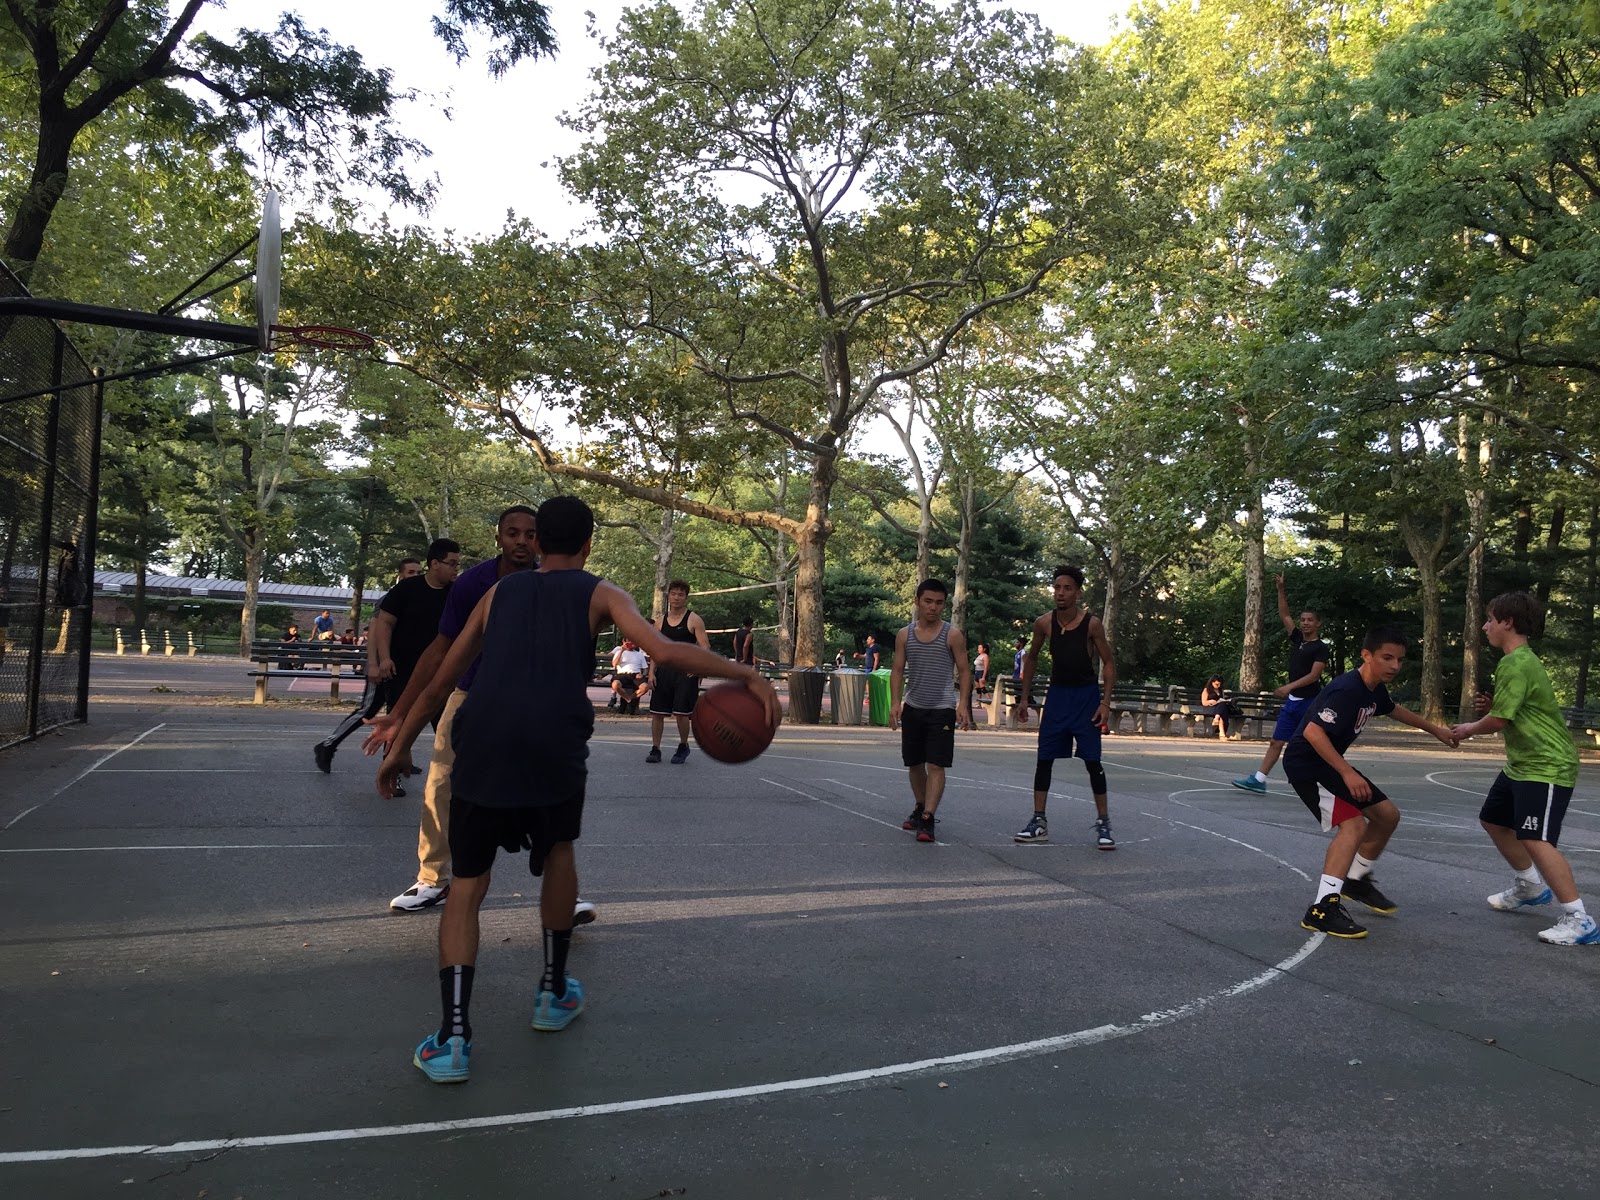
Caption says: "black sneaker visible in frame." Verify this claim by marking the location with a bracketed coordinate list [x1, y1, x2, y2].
[313, 742, 334, 774]
[1301, 894, 1367, 939]
[1341, 874, 1397, 915]
[1094, 817, 1116, 851]
[902, 808, 923, 831]
[1014, 814, 1048, 843]
[916, 812, 937, 843]
[670, 743, 691, 765]
[645, 747, 662, 764]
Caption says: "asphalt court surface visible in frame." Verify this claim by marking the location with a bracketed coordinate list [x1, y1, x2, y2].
[3, 691, 1600, 1198]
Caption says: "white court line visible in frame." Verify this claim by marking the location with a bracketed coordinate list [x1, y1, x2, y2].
[0, 933, 1322, 1165]
[1143, 790, 1312, 881]
[762, 777, 911, 836]
[0, 843, 352, 854]
[819, 778, 888, 800]
[2, 723, 165, 831]
[94, 770, 326, 775]
[1424, 771, 1487, 796]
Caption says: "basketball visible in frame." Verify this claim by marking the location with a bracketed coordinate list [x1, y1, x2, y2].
[691, 682, 775, 764]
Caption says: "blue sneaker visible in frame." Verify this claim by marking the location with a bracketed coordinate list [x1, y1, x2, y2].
[413, 1031, 470, 1084]
[1231, 775, 1266, 794]
[1537, 912, 1600, 945]
[532, 976, 586, 1031]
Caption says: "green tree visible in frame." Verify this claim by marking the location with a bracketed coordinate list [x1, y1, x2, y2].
[0, 0, 556, 277]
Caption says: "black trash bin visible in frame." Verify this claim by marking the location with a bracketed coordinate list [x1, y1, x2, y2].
[788, 668, 826, 725]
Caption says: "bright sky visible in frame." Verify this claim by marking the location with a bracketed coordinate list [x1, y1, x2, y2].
[200, 0, 1133, 239]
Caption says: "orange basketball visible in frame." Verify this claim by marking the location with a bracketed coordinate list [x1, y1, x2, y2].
[692, 682, 775, 764]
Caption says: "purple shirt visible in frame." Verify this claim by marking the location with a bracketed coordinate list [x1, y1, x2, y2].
[439, 556, 518, 690]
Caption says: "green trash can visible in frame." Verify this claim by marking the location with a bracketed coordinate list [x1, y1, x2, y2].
[867, 669, 893, 726]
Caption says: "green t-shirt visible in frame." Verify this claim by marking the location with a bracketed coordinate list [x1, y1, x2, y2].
[1490, 645, 1578, 788]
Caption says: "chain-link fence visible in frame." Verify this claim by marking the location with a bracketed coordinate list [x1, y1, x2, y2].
[0, 263, 102, 748]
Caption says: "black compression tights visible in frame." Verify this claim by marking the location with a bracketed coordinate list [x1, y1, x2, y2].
[1033, 758, 1108, 796]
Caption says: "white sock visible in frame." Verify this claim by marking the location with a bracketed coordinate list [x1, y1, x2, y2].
[1515, 866, 1544, 888]
[1254, 770, 1268, 783]
[1559, 898, 1588, 917]
[1316, 874, 1343, 903]
[1348, 854, 1376, 881]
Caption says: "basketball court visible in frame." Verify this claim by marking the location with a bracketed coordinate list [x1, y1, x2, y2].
[2, 694, 1597, 1198]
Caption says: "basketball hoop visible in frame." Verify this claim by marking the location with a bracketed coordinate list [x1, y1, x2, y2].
[271, 324, 377, 352]
[255, 189, 281, 352]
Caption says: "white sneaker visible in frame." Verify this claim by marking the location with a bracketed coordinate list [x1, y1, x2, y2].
[573, 899, 597, 926]
[391, 881, 449, 911]
[1487, 879, 1553, 911]
[1537, 911, 1600, 945]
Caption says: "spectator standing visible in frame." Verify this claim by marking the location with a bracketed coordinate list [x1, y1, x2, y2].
[732, 617, 756, 666]
[645, 580, 711, 764]
[855, 634, 882, 672]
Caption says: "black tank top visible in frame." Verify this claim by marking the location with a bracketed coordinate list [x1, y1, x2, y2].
[659, 609, 697, 642]
[1049, 612, 1097, 688]
[450, 569, 600, 808]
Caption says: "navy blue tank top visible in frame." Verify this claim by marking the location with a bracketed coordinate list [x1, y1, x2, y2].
[450, 569, 601, 808]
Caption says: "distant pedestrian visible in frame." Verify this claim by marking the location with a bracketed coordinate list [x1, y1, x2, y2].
[891, 579, 973, 844]
[312, 609, 336, 641]
[855, 634, 883, 672]
[732, 616, 756, 666]
[315, 538, 461, 777]
[397, 558, 422, 581]
[1014, 565, 1118, 850]
[973, 642, 991, 705]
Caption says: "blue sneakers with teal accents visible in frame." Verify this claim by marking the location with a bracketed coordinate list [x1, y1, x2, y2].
[1231, 775, 1266, 794]
[532, 976, 586, 1031]
[413, 1032, 470, 1083]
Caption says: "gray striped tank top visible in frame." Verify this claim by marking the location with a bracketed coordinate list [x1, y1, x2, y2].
[903, 620, 956, 710]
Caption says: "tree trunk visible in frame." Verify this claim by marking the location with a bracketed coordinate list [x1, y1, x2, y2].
[133, 559, 148, 632]
[53, 608, 71, 654]
[2, 104, 77, 280]
[1458, 414, 1490, 717]
[238, 533, 261, 656]
[1417, 560, 1445, 724]
[1576, 502, 1598, 708]
[349, 479, 377, 630]
[1537, 504, 1566, 607]
[791, 453, 836, 668]
[952, 474, 975, 633]
[651, 506, 676, 621]
[1102, 543, 1123, 656]
[1239, 492, 1267, 691]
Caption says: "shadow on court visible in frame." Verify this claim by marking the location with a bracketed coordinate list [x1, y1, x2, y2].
[2, 697, 1598, 1199]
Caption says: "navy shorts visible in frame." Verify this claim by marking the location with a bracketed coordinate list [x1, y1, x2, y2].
[449, 796, 584, 879]
[1038, 684, 1102, 762]
[1284, 756, 1390, 831]
[1272, 695, 1312, 742]
[649, 668, 700, 715]
[1479, 771, 1573, 846]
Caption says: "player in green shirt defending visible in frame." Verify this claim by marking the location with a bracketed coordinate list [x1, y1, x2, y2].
[1450, 592, 1597, 946]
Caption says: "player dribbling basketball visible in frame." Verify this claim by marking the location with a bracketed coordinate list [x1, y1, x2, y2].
[378, 496, 781, 1084]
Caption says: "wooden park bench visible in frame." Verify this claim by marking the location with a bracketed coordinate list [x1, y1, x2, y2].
[246, 639, 367, 704]
[1562, 706, 1600, 749]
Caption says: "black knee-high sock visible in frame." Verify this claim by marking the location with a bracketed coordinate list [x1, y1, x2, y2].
[439, 964, 475, 1041]
[541, 928, 572, 997]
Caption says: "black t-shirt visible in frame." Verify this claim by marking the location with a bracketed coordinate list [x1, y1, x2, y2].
[1286, 629, 1330, 699]
[378, 575, 453, 676]
[1284, 669, 1395, 767]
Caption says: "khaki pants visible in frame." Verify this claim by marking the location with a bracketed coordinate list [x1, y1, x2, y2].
[417, 688, 465, 886]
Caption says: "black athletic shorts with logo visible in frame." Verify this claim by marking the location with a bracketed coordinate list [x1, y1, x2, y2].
[901, 704, 957, 768]
[1283, 755, 1390, 832]
[449, 796, 584, 879]
[649, 668, 700, 716]
[1479, 771, 1573, 846]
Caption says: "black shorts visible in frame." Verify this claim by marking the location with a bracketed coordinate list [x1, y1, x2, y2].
[449, 797, 584, 879]
[614, 672, 642, 698]
[1284, 756, 1390, 831]
[1479, 771, 1573, 846]
[901, 704, 957, 768]
[649, 668, 700, 715]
